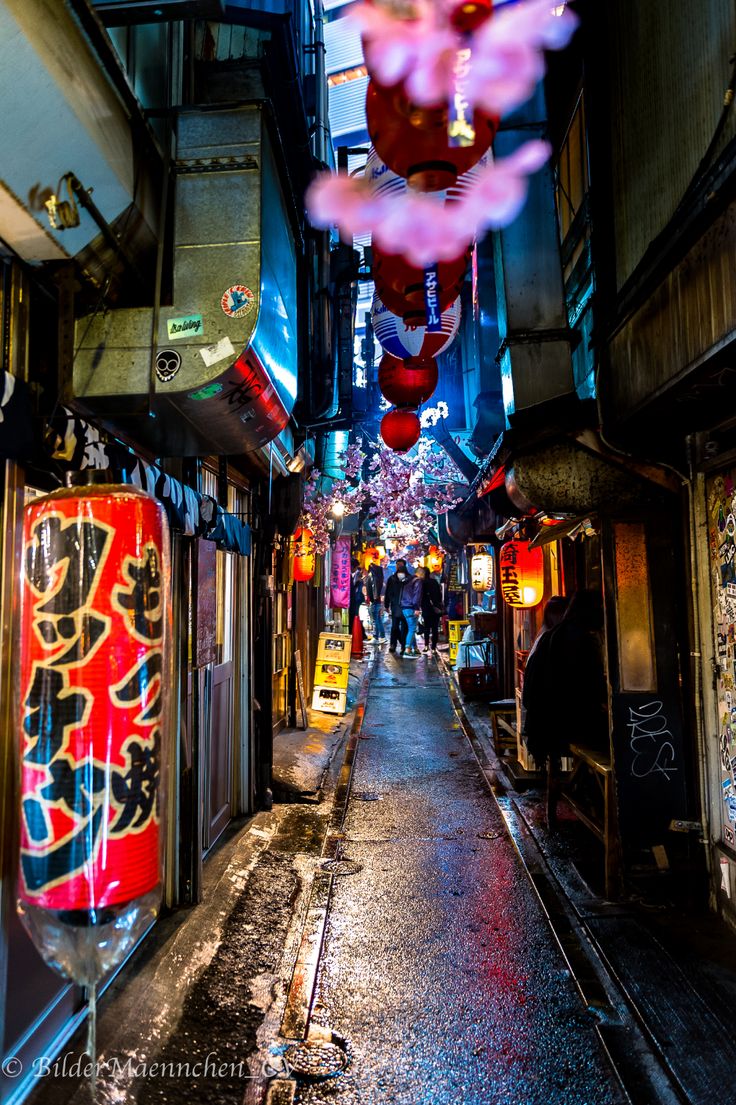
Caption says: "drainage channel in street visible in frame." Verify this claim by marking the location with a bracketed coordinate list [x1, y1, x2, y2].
[265, 651, 376, 1103]
[438, 659, 686, 1105]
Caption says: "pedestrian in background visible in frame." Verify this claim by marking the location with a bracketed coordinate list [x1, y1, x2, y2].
[365, 560, 385, 643]
[522, 595, 570, 823]
[418, 566, 443, 652]
[400, 566, 423, 658]
[384, 558, 409, 654]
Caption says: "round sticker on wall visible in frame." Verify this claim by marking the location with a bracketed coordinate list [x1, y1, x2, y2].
[221, 284, 255, 319]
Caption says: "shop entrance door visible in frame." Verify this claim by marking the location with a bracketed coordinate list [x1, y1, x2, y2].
[204, 550, 235, 850]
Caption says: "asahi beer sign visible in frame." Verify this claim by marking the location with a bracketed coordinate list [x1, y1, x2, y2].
[424, 266, 442, 332]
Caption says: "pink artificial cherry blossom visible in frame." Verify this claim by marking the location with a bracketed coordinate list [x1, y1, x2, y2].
[306, 140, 551, 267]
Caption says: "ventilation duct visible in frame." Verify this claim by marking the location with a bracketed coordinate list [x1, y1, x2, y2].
[71, 106, 298, 456]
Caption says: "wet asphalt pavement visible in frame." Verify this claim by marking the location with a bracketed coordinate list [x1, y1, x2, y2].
[299, 651, 621, 1105]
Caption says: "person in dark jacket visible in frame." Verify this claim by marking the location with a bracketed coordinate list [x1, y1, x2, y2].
[534, 589, 607, 829]
[418, 567, 443, 651]
[365, 562, 385, 642]
[400, 568, 423, 657]
[522, 595, 570, 765]
[384, 559, 410, 654]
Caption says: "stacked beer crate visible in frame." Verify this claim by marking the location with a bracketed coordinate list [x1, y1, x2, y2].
[311, 632, 352, 715]
[448, 619, 470, 664]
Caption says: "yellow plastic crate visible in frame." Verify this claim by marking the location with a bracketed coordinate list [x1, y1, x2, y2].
[312, 686, 348, 715]
[316, 632, 352, 663]
[314, 660, 350, 690]
[448, 620, 470, 643]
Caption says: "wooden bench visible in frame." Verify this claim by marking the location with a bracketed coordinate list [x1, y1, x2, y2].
[488, 699, 517, 757]
[562, 743, 622, 899]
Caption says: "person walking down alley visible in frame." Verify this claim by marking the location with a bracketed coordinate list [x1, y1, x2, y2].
[384, 559, 409, 654]
[400, 565, 423, 658]
[365, 559, 386, 643]
[418, 566, 444, 652]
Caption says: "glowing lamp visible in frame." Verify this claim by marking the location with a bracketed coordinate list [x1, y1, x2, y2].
[366, 80, 497, 192]
[293, 526, 316, 582]
[331, 500, 346, 519]
[471, 547, 495, 592]
[427, 545, 444, 574]
[378, 355, 438, 408]
[380, 408, 421, 453]
[499, 540, 544, 608]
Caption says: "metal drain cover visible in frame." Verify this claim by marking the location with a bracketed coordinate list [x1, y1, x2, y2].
[477, 830, 501, 840]
[320, 858, 363, 876]
[283, 1040, 348, 1081]
[353, 791, 382, 802]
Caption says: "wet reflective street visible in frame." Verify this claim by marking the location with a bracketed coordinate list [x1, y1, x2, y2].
[299, 653, 621, 1105]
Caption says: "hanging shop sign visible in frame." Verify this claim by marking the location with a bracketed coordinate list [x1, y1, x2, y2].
[330, 536, 351, 609]
[471, 547, 495, 592]
[293, 526, 316, 582]
[498, 539, 544, 608]
[17, 485, 171, 985]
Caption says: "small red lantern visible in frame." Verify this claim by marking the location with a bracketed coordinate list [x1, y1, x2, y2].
[499, 540, 544, 608]
[293, 526, 316, 582]
[378, 355, 439, 408]
[380, 408, 421, 453]
[448, 0, 493, 34]
[366, 80, 498, 192]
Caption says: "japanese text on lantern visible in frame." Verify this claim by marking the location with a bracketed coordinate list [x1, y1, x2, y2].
[499, 541, 521, 605]
[20, 495, 165, 910]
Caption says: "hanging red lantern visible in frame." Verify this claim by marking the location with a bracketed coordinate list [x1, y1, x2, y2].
[372, 292, 461, 360]
[378, 355, 439, 408]
[499, 540, 544, 608]
[293, 526, 316, 582]
[366, 79, 497, 192]
[373, 245, 470, 326]
[380, 408, 422, 452]
[17, 484, 170, 983]
[448, 0, 493, 34]
[362, 546, 384, 570]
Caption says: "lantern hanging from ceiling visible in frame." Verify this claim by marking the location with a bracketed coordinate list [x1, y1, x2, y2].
[378, 355, 439, 408]
[448, 0, 493, 34]
[380, 408, 421, 453]
[372, 245, 470, 327]
[471, 546, 495, 592]
[499, 539, 544, 608]
[362, 546, 385, 570]
[293, 526, 316, 582]
[17, 484, 171, 986]
[372, 292, 461, 361]
[427, 545, 445, 574]
[366, 80, 498, 193]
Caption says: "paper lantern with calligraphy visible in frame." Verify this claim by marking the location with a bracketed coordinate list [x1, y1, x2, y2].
[17, 484, 170, 985]
[372, 246, 469, 327]
[366, 80, 497, 192]
[471, 548, 495, 592]
[499, 540, 544, 608]
[293, 526, 316, 582]
[372, 292, 461, 361]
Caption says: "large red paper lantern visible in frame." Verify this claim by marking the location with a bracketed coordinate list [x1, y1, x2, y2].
[448, 0, 493, 34]
[373, 246, 470, 326]
[366, 80, 497, 192]
[293, 526, 316, 582]
[380, 408, 421, 453]
[378, 355, 438, 408]
[499, 540, 544, 608]
[17, 484, 170, 982]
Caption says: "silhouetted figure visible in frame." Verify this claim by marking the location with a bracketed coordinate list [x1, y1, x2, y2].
[417, 566, 444, 651]
[528, 589, 607, 829]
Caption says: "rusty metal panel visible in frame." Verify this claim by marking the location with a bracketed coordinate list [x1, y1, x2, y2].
[608, 0, 736, 288]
